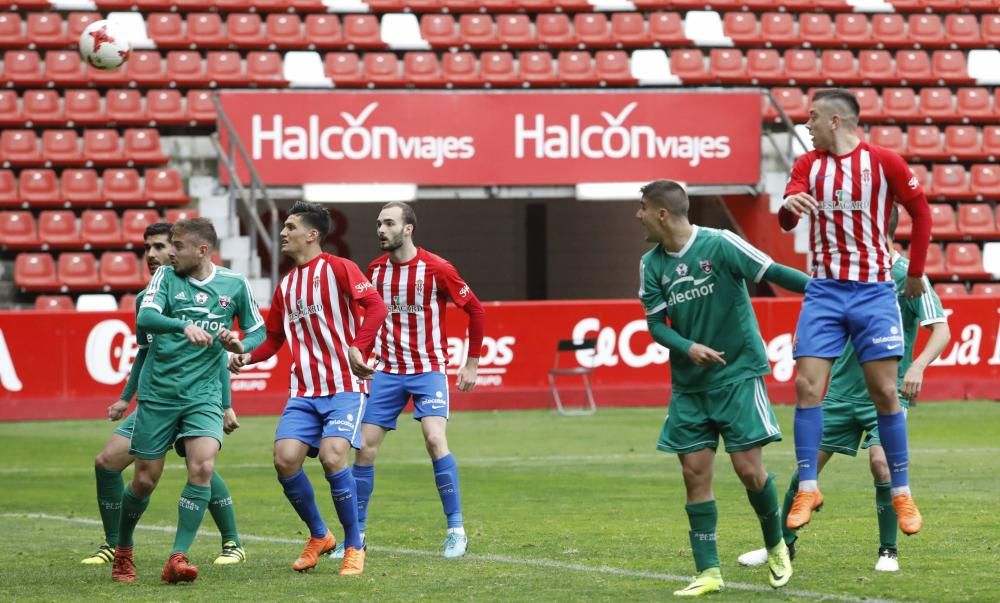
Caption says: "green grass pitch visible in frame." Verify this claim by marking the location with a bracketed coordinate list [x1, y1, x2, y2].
[0, 402, 997, 602]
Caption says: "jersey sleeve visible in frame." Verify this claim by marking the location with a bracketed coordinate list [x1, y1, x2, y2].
[783, 152, 813, 198]
[878, 147, 923, 204]
[248, 286, 286, 364]
[336, 258, 378, 301]
[719, 230, 774, 283]
[134, 294, 151, 349]
[910, 276, 948, 326]
[235, 275, 265, 335]
[140, 266, 172, 314]
[435, 260, 474, 308]
[638, 256, 666, 315]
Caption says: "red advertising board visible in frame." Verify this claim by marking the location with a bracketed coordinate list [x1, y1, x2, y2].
[217, 90, 761, 186]
[1, 298, 997, 422]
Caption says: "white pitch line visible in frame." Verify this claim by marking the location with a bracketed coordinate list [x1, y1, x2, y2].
[0, 447, 995, 475]
[2, 512, 897, 603]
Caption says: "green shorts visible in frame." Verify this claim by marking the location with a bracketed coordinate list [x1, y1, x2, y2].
[821, 395, 910, 457]
[657, 376, 782, 454]
[114, 412, 136, 439]
[129, 399, 224, 460]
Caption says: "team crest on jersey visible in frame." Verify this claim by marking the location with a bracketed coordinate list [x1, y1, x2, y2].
[862, 168, 871, 184]
[218, 295, 232, 309]
[415, 279, 424, 296]
[699, 259, 713, 274]
[195, 292, 209, 305]
[313, 275, 321, 290]
[675, 263, 688, 277]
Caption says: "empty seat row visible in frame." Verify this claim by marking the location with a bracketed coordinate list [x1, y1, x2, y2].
[869, 124, 1000, 161]
[326, 50, 633, 87]
[0, 128, 167, 168]
[673, 48, 974, 86]
[34, 293, 140, 311]
[0, 89, 217, 127]
[0, 168, 189, 208]
[909, 163, 1000, 200]
[0, 12, 102, 49]
[934, 282, 1000, 297]
[919, 242, 997, 279]
[895, 202, 1000, 240]
[0, 208, 197, 251]
[1, 50, 287, 88]
[725, 12, 1000, 49]
[15, 251, 148, 292]
[635, 0, 1000, 10]
[766, 86, 1000, 124]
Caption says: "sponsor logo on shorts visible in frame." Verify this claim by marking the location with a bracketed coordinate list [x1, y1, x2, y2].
[871, 334, 903, 344]
[327, 418, 356, 432]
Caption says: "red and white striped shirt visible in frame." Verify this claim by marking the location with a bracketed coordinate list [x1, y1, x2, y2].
[783, 142, 930, 282]
[250, 253, 385, 397]
[368, 248, 481, 375]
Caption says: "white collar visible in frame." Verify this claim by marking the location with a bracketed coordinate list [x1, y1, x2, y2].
[665, 225, 699, 258]
[188, 263, 217, 286]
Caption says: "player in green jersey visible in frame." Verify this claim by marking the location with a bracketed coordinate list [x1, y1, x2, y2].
[738, 205, 950, 573]
[110, 218, 266, 584]
[636, 180, 810, 596]
[83, 222, 247, 568]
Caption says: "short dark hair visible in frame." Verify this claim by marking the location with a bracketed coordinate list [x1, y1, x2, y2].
[289, 200, 331, 240]
[381, 201, 417, 231]
[813, 88, 861, 122]
[144, 222, 172, 240]
[172, 217, 218, 251]
[888, 203, 901, 239]
[640, 179, 689, 217]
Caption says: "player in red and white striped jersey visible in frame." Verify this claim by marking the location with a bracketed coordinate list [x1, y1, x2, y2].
[229, 201, 387, 576]
[334, 201, 485, 560]
[777, 89, 930, 536]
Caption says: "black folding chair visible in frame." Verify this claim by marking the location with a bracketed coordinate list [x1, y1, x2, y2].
[548, 338, 597, 416]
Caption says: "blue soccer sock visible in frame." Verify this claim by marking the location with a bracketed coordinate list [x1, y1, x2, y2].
[278, 470, 328, 539]
[793, 406, 824, 485]
[352, 464, 375, 536]
[326, 468, 362, 549]
[432, 454, 463, 529]
[876, 410, 910, 493]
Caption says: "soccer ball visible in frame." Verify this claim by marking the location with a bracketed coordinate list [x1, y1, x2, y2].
[78, 20, 131, 71]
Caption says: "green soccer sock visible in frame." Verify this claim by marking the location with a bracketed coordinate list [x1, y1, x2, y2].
[117, 486, 150, 548]
[95, 467, 124, 547]
[172, 482, 212, 554]
[685, 500, 720, 572]
[208, 471, 241, 548]
[875, 481, 898, 549]
[782, 471, 800, 545]
[747, 472, 783, 549]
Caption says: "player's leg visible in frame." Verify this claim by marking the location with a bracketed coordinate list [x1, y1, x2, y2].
[675, 448, 725, 597]
[207, 470, 245, 565]
[317, 392, 367, 576]
[867, 445, 899, 571]
[83, 427, 134, 564]
[160, 434, 219, 584]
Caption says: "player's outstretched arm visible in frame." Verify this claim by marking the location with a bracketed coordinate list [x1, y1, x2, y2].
[762, 262, 810, 294]
[902, 321, 951, 401]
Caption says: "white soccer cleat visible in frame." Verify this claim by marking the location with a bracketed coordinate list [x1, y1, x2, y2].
[737, 547, 768, 567]
[442, 530, 468, 558]
[875, 547, 899, 572]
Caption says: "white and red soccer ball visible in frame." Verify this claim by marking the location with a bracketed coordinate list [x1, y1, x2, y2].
[79, 20, 132, 71]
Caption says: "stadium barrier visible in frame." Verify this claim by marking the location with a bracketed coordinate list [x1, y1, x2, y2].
[1, 297, 997, 421]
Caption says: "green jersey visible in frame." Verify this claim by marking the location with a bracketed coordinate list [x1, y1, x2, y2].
[138, 264, 264, 404]
[825, 253, 947, 402]
[639, 226, 774, 393]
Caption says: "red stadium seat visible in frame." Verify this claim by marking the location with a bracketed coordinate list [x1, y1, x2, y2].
[364, 52, 404, 87]
[19, 169, 60, 205]
[747, 49, 783, 84]
[520, 51, 559, 87]
[834, 13, 873, 47]
[207, 51, 249, 86]
[870, 125, 906, 155]
[64, 89, 104, 126]
[166, 51, 209, 87]
[983, 15, 1000, 47]
[342, 15, 384, 49]
[767, 87, 807, 121]
[3, 50, 45, 86]
[0, 90, 21, 126]
[67, 12, 101, 42]
[304, 14, 345, 49]
[122, 209, 159, 246]
[246, 51, 286, 86]
[760, 13, 799, 46]
[496, 14, 534, 48]
[146, 13, 187, 48]
[929, 203, 958, 237]
[227, 13, 268, 48]
[958, 204, 997, 237]
[923, 243, 947, 278]
[145, 168, 190, 205]
[42, 130, 84, 165]
[851, 87, 883, 121]
[723, 12, 760, 45]
[907, 125, 945, 160]
[896, 50, 934, 85]
[944, 14, 982, 47]
[648, 12, 686, 46]
[970, 164, 1000, 198]
[934, 283, 968, 297]
[480, 51, 519, 87]
[124, 129, 167, 165]
[671, 49, 711, 84]
[106, 89, 145, 124]
[574, 13, 613, 48]
[103, 169, 144, 206]
[420, 14, 459, 47]
[595, 50, 635, 85]
[15, 253, 59, 291]
[908, 14, 947, 48]
[972, 283, 1000, 296]
[441, 51, 482, 87]
[325, 52, 364, 87]
[944, 125, 983, 160]
[83, 129, 123, 166]
[186, 90, 216, 124]
[946, 243, 985, 277]
[22, 89, 63, 126]
[558, 51, 599, 85]
[800, 13, 836, 47]
[820, 50, 859, 85]
[118, 293, 138, 310]
[931, 50, 970, 84]
[459, 14, 497, 48]
[164, 208, 199, 222]
[983, 126, 1000, 158]
[35, 295, 74, 310]
[931, 164, 972, 199]
[266, 14, 307, 49]
[403, 52, 443, 87]
[611, 12, 652, 47]
[101, 251, 144, 290]
[956, 87, 994, 122]
[1, 130, 40, 166]
[146, 89, 186, 125]
[0, 211, 39, 249]
[58, 252, 100, 291]
[61, 169, 102, 206]
[126, 51, 170, 87]
[80, 209, 123, 248]
[0, 170, 16, 207]
[872, 14, 909, 47]
[0, 14, 26, 48]
[536, 14, 575, 48]
[709, 49, 746, 83]
[859, 50, 895, 84]
[882, 87, 920, 121]
[85, 58, 130, 86]
[919, 87, 957, 122]
[187, 13, 226, 48]
[785, 49, 824, 85]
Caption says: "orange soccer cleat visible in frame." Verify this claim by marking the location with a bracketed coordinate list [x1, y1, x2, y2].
[339, 546, 366, 576]
[292, 532, 336, 572]
[785, 489, 824, 529]
[160, 552, 199, 583]
[111, 546, 136, 583]
[892, 493, 923, 535]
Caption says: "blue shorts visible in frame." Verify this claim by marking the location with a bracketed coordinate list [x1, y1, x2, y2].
[274, 392, 366, 455]
[794, 279, 904, 364]
[363, 371, 449, 431]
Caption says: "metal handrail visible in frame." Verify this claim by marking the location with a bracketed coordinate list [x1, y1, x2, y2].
[762, 88, 809, 167]
[210, 91, 280, 290]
